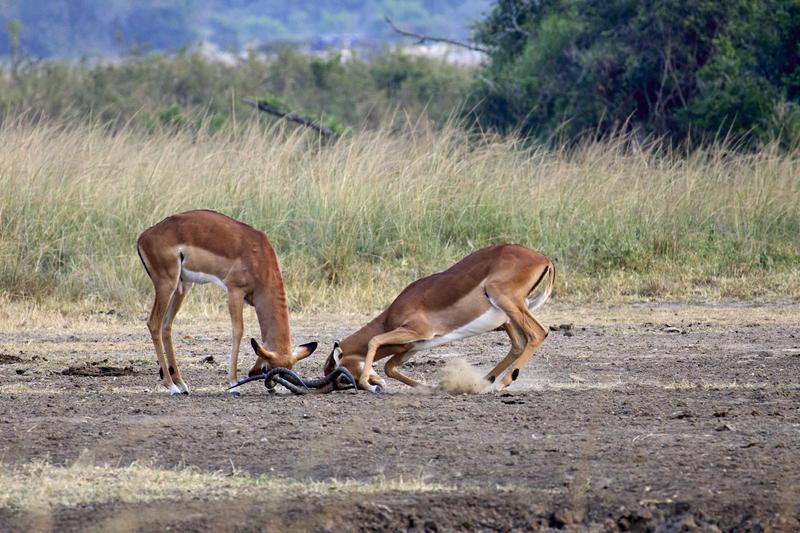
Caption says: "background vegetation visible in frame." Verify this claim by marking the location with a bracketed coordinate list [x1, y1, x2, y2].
[1, 119, 797, 315]
[472, 0, 800, 145]
[0, 48, 472, 132]
[0, 1, 799, 314]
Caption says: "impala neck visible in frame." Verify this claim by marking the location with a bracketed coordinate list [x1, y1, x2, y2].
[253, 277, 293, 357]
[340, 310, 388, 356]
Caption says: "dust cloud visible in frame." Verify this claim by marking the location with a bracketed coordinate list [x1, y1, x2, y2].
[436, 359, 490, 394]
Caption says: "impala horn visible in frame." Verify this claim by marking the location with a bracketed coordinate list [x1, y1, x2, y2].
[227, 366, 357, 395]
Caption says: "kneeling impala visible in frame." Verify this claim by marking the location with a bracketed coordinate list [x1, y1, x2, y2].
[324, 244, 555, 392]
[137, 210, 317, 395]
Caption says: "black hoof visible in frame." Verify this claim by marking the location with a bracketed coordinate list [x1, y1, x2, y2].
[229, 390, 241, 397]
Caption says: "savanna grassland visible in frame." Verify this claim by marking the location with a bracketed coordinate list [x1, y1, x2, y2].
[1, 109, 799, 533]
[1, 118, 798, 320]
[3, 1, 800, 529]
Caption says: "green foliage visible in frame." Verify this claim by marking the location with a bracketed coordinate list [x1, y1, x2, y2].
[0, 49, 473, 133]
[157, 104, 186, 130]
[471, 0, 800, 145]
[255, 94, 292, 115]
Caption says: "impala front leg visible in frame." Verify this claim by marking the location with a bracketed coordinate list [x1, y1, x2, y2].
[384, 353, 424, 388]
[227, 290, 245, 395]
[359, 326, 430, 392]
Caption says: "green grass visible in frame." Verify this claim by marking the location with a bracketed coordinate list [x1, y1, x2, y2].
[0, 118, 798, 315]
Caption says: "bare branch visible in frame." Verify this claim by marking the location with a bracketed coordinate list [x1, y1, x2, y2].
[242, 98, 336, 140]
[505, 1, 532, 37]
[384, 16, 489, 54]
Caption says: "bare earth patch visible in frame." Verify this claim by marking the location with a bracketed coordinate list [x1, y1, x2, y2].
[0, 302, 798, 531]
[61, 361, 136, 377]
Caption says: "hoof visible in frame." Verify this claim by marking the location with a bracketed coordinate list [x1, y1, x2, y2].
[229, 389, 241, 397]
[366, 383, 385, 394]
[168, 384, 183, 396]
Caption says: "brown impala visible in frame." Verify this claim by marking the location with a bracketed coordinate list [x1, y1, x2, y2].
[323, 244, 555, 393]
[136, 210, 317, 395]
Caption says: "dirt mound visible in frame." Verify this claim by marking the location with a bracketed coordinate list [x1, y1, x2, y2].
[0, 353, 22, 364]
[61, 361, 135, 377]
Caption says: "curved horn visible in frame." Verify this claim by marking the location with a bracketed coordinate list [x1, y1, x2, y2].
[228, 367, 356, 394]
[294, 367, 358, 392]
[272, 376, 310, 395]
[227, 367, 310, 391]
[334, 367, 357, 390]
[265, 368, 309, 390]
[228, 374, 268, 390]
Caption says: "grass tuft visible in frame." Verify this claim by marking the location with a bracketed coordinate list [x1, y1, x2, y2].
[0, 461, 452, 511]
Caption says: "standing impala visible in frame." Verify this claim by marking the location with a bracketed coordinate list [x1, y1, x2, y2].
[324, 244, 555, 392]
[137, 210, 317, 395]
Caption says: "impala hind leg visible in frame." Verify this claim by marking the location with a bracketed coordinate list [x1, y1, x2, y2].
[147, 281, 183, 396]
[486, 289, 549, 391]
[360, 325, 431, 392]
[483, 322, 526, 386]
[162, 283, 192, 394]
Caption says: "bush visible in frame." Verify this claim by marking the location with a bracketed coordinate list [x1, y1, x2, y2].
[471, 0, 800, 145]
[0, 48, 474, 134]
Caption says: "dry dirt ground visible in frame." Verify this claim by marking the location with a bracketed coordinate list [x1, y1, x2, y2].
[0, 302, 798, 532]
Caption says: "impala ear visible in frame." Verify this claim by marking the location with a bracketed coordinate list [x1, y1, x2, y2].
[250, 338, 277, 364]
[292, 341, 318, 362]
[250, 338, 264, 355]
[332, 341, 343, 364]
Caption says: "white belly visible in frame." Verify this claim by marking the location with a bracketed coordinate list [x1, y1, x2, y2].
[411, 306, 508, 352]
[180, 266, 227, 292]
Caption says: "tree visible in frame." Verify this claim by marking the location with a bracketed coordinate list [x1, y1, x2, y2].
[470, 0, 800, 145]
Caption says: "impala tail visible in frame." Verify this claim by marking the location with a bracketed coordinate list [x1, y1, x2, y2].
[527, 262, 555, 312]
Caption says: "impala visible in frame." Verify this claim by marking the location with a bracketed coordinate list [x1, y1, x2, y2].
[323, 244, 555, 392]
[136, 209, 317, 395]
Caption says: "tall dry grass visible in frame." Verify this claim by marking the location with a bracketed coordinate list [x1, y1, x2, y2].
[0, 117, 798, 316]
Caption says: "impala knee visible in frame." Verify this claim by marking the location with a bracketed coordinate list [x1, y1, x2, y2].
[147, 318, 161, 335]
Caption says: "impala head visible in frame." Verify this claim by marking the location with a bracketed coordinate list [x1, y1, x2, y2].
[324, 341, 385, 392]
[250, 338, 317, 371]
